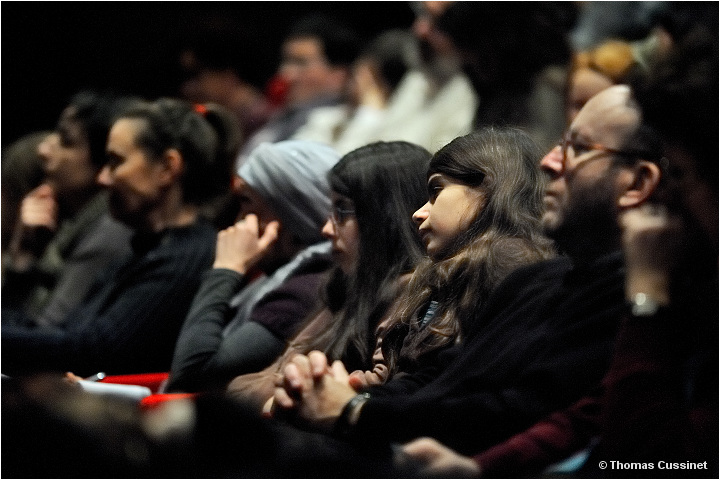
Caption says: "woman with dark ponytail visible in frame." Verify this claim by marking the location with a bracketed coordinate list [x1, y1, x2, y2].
[2, 98, 239, 376]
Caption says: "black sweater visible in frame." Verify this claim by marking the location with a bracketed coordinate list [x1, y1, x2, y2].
[353, 253, 626, 455]
[167, 252, 332, 393]
[1, 219, 216, 376]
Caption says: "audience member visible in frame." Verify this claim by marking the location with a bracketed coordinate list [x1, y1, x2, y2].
[2, 98, 229, 376]
[272, 84, 659, 460]
[565, 39, 639, 123]
[175, 17, 274, 145]
[236, 14, 361, 165]
[223, 141, 431, 406]
[1, 6, 715, 478]
[2, 92, 136, 327]
[167, 140, 339, 392]
[352, 127, 555, 388]
[585, 21, 718, 477]
[366, 1, 477, 153]
[292, 29, 422, 155]
[434, 2, 576, 153]
[395, 10, 719, 477]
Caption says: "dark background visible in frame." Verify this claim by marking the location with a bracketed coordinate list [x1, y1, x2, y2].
[2, 2, 416, 149]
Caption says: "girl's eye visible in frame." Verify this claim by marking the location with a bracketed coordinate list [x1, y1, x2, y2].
[105, 153, 122, 169]
[428, 186, 442, 203]
[59, 134, 75, 148]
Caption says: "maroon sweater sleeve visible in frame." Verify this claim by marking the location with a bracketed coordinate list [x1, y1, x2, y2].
[475, 389, 602, 477]
[597, 310, 718, 465]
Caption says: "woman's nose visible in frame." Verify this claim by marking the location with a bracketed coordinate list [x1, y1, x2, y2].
[321, 218, 335, 239]
[412, 202, 430, 226]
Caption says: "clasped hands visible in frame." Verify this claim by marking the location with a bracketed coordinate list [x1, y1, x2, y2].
[269, 351, 358, 433]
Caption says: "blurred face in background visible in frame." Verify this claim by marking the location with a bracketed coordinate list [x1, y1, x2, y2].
[412, 1, 460, 75]
[179, 50, 236, 105]
[279, 37, 346, 106]
[565, 68, 614, 124]
[38, 107, 97, 196]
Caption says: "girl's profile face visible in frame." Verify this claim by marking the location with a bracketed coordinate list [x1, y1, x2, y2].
[413, 173, 486, 259]
[322, 192, 360, 274]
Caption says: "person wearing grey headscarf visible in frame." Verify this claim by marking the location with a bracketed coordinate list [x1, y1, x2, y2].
[168, 141, 340, 393]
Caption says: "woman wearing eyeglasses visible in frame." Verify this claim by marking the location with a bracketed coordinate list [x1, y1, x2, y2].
[222, 141, 431, 406]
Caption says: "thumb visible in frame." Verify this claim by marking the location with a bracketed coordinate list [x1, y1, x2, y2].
[31, 184, 55, 199]
[348, 371, 366, 391]
[259, 220, 280, 249]
[401, 437, 442, 461]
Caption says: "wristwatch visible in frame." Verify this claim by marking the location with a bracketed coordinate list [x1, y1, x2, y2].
[630, 292, 662, 317]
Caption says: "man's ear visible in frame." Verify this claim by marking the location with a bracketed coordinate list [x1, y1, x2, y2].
[618, 160, 662, 208]
[158, 149, 184, 186]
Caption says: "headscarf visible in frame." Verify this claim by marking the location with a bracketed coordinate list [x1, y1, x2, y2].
[238, 140, 340, 245]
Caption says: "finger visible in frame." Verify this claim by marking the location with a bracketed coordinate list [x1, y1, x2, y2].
[283, 363, 304, 391]
[330, 360, 350, 383]
[401, 437, 442, 461]
[348, 371, 366, 391]
[290, 354, 312, 377]
[262, 397, 275, 417]
[258, 220, 280, 250]
[242, 214, 260, 234]
[31, 184, 55, 198]
[273, 387, 295, 409]
[308, 350, 329, 378]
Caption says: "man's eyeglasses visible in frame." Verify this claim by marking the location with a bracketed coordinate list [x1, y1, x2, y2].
[560, 131, 653, 168]
[331, 203, 355, 225]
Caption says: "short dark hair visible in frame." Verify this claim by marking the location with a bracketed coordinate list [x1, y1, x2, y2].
[285, 14, 361, 67]
[359, 29, 421, 92]
[175, 17, 270, 90]
[436, 2, 575, 91]
[68, 91, 140, 169]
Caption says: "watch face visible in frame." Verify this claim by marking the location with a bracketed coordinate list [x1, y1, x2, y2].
[631, 293, 660, 317]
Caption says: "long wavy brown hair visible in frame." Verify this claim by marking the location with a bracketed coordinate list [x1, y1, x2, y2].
[383, 126, 556, 376]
